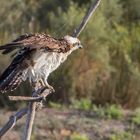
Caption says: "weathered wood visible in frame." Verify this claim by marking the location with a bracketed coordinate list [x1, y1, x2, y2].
[23, 88, 51, 140]
[0, 88, 50, 139]
[72, 0, 101, 37]
[9, 96, 43, 102]
[23, 102, 37, 140]
[0, 108, 27, 138]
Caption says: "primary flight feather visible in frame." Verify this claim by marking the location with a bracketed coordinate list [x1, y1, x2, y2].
[0, 33, 82, 93]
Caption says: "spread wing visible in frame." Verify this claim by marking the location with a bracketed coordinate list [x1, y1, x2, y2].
[0, 33, 71, 55]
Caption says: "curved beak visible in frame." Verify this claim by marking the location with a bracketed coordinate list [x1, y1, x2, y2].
[78, 44, 83, 49]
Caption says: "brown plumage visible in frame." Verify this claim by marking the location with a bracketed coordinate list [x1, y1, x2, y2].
[0, 33, 82, 93]
[0, 33, 73, 54]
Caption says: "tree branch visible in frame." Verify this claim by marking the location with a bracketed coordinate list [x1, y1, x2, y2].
[72, 0, 101, 37]
[9, 96, 43, 102]
[23, 88, 51, 140]
[23, 102, 37, 140]
[0, 88, 51, 139]
[8, 90, 50, 102]
[0, 108, 28, 138]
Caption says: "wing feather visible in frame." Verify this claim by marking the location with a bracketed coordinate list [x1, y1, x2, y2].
[0, 48, 33, 93]
[0, 33, 71, 55]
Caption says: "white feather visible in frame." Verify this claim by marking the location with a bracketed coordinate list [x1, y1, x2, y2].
[64, 35, 79, 44]
[22, 49, 75, 83]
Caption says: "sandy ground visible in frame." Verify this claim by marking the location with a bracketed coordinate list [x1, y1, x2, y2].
[0, 108, 140, 140]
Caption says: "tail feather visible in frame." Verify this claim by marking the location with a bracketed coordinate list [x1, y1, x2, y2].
[8, 72, 23, 91]
[0, 67, 23, 93]
[2, 48, 16, 54]
[0, 43, 21, 50]
[0, 38, 29, 93]
[0, 43, 22, 54]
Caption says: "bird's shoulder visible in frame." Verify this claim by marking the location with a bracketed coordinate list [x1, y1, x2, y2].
[15, 33, 72, 53]
[0, 33, 72, 56]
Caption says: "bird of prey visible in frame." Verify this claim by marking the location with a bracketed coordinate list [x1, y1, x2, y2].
[0, 33, 82, 93]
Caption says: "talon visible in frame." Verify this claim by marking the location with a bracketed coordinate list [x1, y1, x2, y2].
[40, 78, 55, 93]
[39, 79, 46, 87]
[48, 85, 55, 93]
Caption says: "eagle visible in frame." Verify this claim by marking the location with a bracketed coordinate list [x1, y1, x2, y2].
[0, 33, 82, 93]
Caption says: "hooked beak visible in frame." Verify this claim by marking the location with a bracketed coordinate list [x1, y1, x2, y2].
[78, 44, 83, 49]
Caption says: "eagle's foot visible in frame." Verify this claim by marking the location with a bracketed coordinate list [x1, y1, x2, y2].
[48, 85, 55, 93]
[39, 79, 55, 93]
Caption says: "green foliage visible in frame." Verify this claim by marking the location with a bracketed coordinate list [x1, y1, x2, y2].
[109, 132, 133, 140]
[70, 133, 89, 140]
[121, 0, 140, 23]
[70, 99, 92, 110]
[105, 104, 123, 119]
[92, 104, 123, 119]
[48, 101, 63, 109]
[92, 105, 106, 118]
[131, 108, 140, 125]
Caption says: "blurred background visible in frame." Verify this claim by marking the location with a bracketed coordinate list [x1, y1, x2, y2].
[0, 0, 140, 109]
[1, 0, 140, 140]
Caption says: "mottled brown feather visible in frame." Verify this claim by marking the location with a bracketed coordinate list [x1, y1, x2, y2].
[0, 33, 73, 54]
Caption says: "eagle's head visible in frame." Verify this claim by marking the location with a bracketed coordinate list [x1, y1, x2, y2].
[64, 35, 83, 50]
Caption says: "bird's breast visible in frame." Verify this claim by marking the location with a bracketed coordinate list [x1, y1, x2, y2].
[22, 51, 70, 82]
[33, 51, 68, 77]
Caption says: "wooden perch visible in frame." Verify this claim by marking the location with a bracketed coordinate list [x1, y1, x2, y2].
[23, 88, 51, 140]
[9, 96, 43, 102]
[0, 88, 51, 140]
[8, 88, 50, 102]
[23, 102, 37, 140]
[0, 108, 28, 138]
[72, 0, 101, 37]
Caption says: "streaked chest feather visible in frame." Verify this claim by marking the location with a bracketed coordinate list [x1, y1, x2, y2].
[34, 52, 68, 74]
[22, 51, 70, 81]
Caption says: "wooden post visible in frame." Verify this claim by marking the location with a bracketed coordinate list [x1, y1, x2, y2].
[0, 108, 27, 138]
[72, 0, 101, 37]
[23, 102, 37, 140]
[23, 87, 50, 140]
